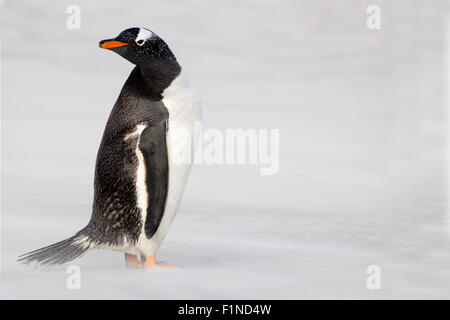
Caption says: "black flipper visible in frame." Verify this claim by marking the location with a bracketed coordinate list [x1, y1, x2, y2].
[139, 119, 169, 239]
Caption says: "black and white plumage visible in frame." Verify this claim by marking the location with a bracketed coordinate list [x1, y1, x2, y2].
[18, 28, 201, 267]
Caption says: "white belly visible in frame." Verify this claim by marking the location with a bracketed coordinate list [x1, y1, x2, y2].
[129, 74, 201, 256]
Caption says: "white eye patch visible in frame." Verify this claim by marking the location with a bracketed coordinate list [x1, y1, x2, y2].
[135, 28, 153, 46]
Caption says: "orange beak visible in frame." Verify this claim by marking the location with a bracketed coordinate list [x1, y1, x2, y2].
[99, 40, 129, 49]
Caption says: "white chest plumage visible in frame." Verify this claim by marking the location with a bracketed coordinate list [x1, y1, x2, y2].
[124, 73, 201, 256]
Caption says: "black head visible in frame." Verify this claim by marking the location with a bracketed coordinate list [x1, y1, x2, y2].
[99, 27, 177, 66]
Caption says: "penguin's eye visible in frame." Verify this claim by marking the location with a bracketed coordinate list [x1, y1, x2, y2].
[136, 39, 145, 46]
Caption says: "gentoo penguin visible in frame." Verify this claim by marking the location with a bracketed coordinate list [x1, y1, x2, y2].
[18, 27, 201, 268]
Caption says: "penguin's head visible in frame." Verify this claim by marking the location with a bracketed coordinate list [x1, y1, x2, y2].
[99, 27, 177, 66]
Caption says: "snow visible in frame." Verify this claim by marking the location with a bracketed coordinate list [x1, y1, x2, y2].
[1, 0, 450, 299]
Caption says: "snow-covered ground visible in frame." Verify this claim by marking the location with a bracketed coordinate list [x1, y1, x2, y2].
[1, 0, 449, 299]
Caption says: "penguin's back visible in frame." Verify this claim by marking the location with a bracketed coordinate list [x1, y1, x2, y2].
[89, 69, 201, 255]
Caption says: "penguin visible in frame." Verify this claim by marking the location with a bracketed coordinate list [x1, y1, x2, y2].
[18, 27, 202, 268]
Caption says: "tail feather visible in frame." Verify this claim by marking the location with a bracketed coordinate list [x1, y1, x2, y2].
[18, 234, 93, 266]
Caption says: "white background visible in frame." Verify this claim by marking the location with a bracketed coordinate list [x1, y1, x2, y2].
[1, 0, 449, 298]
